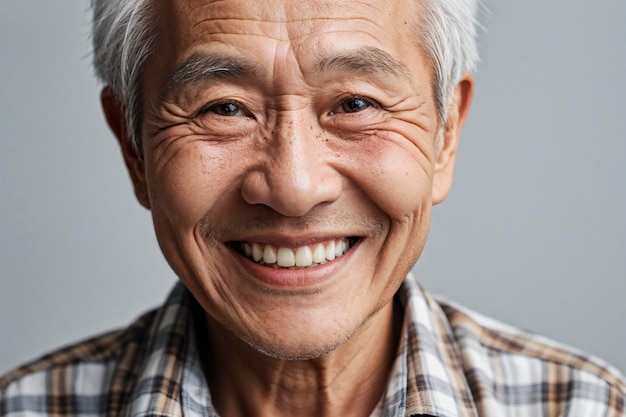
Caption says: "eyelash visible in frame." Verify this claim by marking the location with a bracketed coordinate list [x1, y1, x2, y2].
[330, 95, 381, 115]
[200, 100, 251, 118]
[198, 94, 382, 118]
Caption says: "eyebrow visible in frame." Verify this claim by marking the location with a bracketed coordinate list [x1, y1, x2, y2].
[165, 53, 260, 92]
[164, 46, 412, 97]
[317, 47, 412, 83]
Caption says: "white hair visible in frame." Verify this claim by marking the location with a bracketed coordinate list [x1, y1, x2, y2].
[418, 0, 480, 124]
[91, 0, 480, 151]
[91, 0, 157, 154]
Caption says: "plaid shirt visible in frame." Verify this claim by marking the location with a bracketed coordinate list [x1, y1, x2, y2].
[2, 275, 624, 417]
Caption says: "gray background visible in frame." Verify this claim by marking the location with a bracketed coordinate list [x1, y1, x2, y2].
[1, 1, 624, 375]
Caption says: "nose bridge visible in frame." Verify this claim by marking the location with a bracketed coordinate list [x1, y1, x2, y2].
[272, 112, 315, 185]
[267, 112, 328, 213]
[241, 111, 341, 216]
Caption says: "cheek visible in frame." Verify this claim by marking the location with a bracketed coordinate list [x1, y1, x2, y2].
[365, 137, 435, 291]
[348, 135, 435, 221]
[145, 142, 244, 229]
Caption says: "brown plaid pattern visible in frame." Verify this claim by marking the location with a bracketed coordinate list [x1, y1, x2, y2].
[2, 277, 624, 417]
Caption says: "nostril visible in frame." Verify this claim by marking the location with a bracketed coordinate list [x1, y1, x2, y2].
[240, 169, 269, 206]
[240, 151, 342, 217]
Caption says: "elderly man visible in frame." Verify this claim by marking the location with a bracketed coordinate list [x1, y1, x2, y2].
[1, 0, 624, 416]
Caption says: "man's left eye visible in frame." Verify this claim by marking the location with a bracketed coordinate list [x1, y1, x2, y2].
[331, 96, 379, 114]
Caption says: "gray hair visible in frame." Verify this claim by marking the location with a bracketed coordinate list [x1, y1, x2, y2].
[91, 0, 480, 151]
[418, 0, 480, 125]
[91, 0, 156, 154]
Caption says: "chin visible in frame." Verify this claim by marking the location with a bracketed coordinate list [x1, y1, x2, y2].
[240, 332, 352, 361]
[225, 302, 386, 361]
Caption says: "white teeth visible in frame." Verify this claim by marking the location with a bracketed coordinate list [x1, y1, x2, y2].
[312, 243, 326, 264]
[263, 245, 277, 264]
[252, 243, 263, 262]
[325, 241, 336, 261]
[335, 240, 343, 257]
[241, 239, 353, 268]
[295, 246, 313, 267]
[277, 247, 296, 267]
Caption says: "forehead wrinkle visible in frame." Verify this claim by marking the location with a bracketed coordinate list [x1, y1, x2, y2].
[189, 20, 384, 46]
[316, 47, 412, 84]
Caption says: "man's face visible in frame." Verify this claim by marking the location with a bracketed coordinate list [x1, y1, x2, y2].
[112, 0, 468, 359]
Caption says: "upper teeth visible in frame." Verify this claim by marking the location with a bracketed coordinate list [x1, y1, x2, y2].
[241, 239, 351, 268]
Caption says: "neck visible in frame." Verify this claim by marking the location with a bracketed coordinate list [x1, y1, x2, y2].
[197, 301, 402, 417]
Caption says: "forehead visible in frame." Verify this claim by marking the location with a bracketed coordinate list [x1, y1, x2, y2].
[142, 0, 435, 110]
[155, 0, 419, 57]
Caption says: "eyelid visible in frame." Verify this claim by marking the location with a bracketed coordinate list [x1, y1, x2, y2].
[342, 94, 380, 105]
[330, 94, 382, 115]
[199, 99, 253, 118]
[198, 100, 227, 114]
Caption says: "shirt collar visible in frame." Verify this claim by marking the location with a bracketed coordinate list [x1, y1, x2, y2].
[396, 274, 478, 417]
[121, 283, 191, 417]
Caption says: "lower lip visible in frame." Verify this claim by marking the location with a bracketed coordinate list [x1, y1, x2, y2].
[232, 241, 360, 289]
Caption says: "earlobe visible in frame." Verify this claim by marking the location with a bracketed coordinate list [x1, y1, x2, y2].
[100, 88, 151, 209]
[432, 75, 474, 205]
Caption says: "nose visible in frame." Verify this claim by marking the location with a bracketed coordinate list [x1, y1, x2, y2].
[241, 115, 342, 217]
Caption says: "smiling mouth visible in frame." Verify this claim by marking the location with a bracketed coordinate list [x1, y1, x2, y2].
[230, 237, 360, 269]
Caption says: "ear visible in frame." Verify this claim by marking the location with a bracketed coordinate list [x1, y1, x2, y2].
[432, 74, 474, 205]
[100, 88, 151, 209]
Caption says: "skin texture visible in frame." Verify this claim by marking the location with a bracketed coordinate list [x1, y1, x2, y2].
[101, 0, 473, 415]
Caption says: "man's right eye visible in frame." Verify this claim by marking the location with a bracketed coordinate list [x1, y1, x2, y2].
[205, 101, 246, 117]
